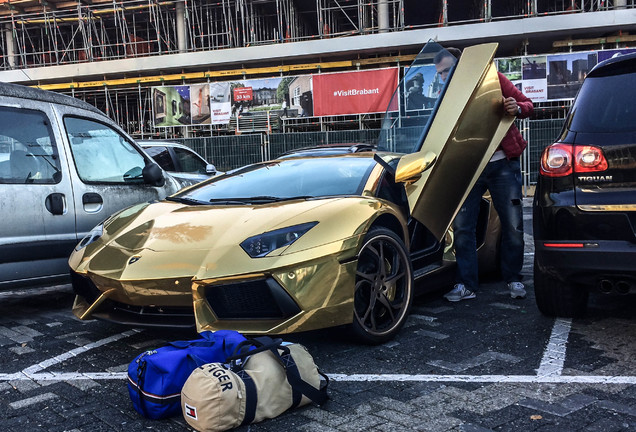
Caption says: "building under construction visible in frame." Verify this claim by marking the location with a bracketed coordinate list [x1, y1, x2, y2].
[1, 0, 635, 137]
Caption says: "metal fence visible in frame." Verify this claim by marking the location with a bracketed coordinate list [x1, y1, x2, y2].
[174, 119, 564, 192]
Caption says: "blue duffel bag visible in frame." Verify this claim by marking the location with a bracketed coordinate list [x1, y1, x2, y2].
[127, 329, 246, 419]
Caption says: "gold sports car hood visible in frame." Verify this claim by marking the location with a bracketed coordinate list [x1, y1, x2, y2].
[72, 196, 391, 282]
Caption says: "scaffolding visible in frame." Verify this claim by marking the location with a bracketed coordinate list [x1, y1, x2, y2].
[1, 0, 634, 137]
[0, 0, 407, 69]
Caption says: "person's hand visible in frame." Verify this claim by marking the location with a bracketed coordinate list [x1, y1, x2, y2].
[503, 96, 520, 116]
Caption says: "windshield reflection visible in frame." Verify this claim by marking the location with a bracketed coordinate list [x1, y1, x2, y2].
[377, 40, 455, 154]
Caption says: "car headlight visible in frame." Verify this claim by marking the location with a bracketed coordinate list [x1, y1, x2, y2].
[75, 223, 104, 251]
[240, 222, 317, 258]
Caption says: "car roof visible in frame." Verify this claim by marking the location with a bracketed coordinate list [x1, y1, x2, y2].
[589, 51, 636, 76]
[0, 82, 104, 116]
[137, 140, 191, 150]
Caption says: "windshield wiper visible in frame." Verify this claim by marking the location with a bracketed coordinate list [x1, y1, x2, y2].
[166, 196, 208, 205]
[208, 196, 315, 204]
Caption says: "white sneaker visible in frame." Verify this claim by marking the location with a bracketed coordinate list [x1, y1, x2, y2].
[444, 283, 476, 302]
[508, 281, 526, 299]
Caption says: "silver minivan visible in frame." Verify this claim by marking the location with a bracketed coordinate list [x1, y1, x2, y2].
[0, 82, 181, 289]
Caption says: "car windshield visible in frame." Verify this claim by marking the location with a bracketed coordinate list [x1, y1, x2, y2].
[376, 40, 455, 154]
[173, 156, 376, 203]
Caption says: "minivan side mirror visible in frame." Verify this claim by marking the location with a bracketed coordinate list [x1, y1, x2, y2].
[142, 161, 165, 187]
[205, 163, 217, 175]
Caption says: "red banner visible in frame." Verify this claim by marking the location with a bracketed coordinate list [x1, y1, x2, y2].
[233, 87, 253, 102]
[312, 68, 398, 116]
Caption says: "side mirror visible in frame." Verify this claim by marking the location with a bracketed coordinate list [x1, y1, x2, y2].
[395, 151, 437, 183]
[142, 161, 165, 187]
[205, 163, 217, 175]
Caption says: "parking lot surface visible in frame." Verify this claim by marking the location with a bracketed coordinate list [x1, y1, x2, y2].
[2, 201, 636, 432]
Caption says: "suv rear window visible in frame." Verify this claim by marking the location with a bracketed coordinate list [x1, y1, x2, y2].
[569, 72, 636, 134]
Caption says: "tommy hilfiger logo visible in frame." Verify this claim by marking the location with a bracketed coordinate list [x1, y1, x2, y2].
[184, 403, 197, 420]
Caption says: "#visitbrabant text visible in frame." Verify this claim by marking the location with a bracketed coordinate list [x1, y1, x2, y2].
[333, 88, 380, 97]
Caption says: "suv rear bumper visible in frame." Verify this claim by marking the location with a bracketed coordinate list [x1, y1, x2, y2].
[534, 240, 636, 292]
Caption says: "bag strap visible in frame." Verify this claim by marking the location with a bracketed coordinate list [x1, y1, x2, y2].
[168, 340, 215, 349]
[276, 348, 329, 406]
[225, 336, 283, 365]
[228, 338, 329, 411]
[236, 368, 258, 426]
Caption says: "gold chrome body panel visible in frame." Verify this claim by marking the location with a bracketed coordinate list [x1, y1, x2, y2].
[70, 184, 409, 333]
[69, 42, 510, 335]
[399, 43, 514, 240]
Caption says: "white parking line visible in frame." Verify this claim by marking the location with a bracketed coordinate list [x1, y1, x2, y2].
[2, 372, 635, 385]
[1, 315, 629, 387]
[22, 329, 141, 376]
[538, 318, 572, 377]
[326, 374, 636, 384]
[4, 329, 141, 382]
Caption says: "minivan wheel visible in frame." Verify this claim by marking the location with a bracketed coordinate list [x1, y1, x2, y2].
[352, 227, 413, 345]
[534, 257, 588, 317]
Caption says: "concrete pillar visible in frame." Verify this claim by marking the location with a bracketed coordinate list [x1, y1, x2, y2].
[4, 24, 16, 68]
[176, 1, 187, 53]
[378, 0, 389, 33]
[615, 0, 627, 9]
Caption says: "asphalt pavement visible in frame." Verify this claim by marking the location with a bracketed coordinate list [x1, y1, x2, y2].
[2, 199, 636, 432]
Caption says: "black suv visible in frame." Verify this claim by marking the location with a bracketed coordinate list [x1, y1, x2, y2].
[533, 52, 636, 317]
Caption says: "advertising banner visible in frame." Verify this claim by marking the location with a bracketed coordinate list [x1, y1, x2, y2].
[522, 80, 547, 102]
[210, 82, 232, 125]
[312, 68, 398, 116]
[150, 48, 636, 128]
[233, 86, 253, 102]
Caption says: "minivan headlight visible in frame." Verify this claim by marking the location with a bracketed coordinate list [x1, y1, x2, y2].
[240, 222, 317, 258]
[75, 223, 104, 251]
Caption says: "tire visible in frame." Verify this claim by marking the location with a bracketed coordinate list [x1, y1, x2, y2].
[352, 227, 413, 344]
[534, 256, 588, 317]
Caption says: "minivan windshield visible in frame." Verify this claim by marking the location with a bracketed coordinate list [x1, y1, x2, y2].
[173, 156, 376, 204]
[376, 40, 455, 154]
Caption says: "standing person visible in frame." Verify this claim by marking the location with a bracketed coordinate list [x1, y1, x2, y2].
[434, 47, 534, 302]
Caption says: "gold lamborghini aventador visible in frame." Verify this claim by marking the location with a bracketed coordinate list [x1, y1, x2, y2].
[69, 41, 514, 344]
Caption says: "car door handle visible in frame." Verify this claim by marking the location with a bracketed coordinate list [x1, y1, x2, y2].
[82, 192, 103, 214]
[45, 193, 66, 215]
[83, 193, 103, 205]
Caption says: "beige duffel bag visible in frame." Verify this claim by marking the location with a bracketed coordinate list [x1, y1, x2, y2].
[181, 337, 328, 432]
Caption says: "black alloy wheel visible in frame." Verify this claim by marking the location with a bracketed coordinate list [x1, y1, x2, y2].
[352, 227, 413, 344]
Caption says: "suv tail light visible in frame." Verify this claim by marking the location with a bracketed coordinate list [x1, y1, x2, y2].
[540, 143, 608, 177]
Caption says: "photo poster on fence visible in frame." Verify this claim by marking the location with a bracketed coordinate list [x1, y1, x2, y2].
[150, 48, 635, 127]
[210, 82, 231, 124]
[191, 83, 211, 124]
[546, 52, 598, 100]
[221, 76, 296, 122]
[496, 50, 622, 103]
[152, 85, 191, 127]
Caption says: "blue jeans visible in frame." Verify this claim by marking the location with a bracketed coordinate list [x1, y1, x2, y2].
[453, 158, 524, 291]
